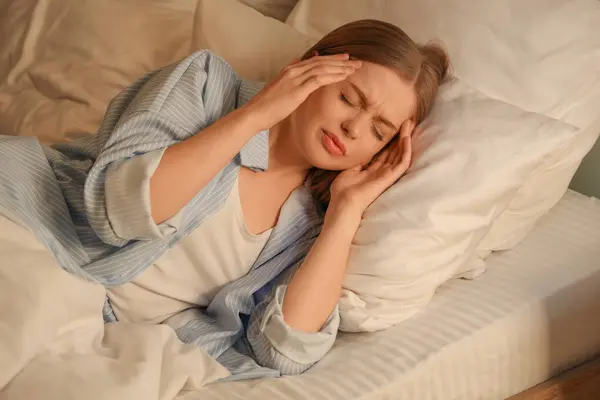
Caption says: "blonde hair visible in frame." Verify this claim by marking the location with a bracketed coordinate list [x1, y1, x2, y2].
[304, 19, 450, 208]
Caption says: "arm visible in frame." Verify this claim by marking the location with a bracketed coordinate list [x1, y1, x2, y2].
[245, 203, 360, 375]
[282, 203, 361, 332]
[149, 53, 361, 224]
[285, 118, 416, 331]
[149, 107, 261, 224]
[246, 122, 415, 374]
[85, 50, 243, 245]
[93, 51, 359, 244]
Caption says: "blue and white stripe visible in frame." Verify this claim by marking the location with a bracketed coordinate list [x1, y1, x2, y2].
[0, 50, 338, 378]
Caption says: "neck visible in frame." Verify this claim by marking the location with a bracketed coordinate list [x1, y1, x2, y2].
[268, 118, 312, 178]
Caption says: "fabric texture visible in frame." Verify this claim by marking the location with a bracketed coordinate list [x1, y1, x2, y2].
[286, 0, 599, 326]
[191, 0, 316, 82]
[338, 79, 579, 331]
[287, 0, 600, 130]
[189, 189, 600, 400]
[104, 148, 184, 240]
[0, 0, 197, 143]
[107, 170, 271, 324]
[475, 117, 600, 255]
[0, 50, 338, 378]
[191, 0, 583, 331]
[0, 213, 232, 399]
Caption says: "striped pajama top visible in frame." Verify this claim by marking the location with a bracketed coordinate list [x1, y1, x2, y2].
[0, 50, 340, 380]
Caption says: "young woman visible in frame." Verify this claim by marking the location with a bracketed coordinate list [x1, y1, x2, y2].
[0, 19, 448, 378]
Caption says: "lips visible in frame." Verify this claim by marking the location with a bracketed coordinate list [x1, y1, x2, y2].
[322, 130, 347, 156]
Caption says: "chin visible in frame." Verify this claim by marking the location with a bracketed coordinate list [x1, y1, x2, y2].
[306, 152, 350, 171]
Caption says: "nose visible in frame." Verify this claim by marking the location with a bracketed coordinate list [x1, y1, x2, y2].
[341, 114, 367, 140]
[341, 121, 357, 140]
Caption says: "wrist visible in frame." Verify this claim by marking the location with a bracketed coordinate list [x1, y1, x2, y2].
[328, 196, 364, 218]
[232, 105, 267, 134]
[324, 201, 363, 231]
[238, 101, 272, 132]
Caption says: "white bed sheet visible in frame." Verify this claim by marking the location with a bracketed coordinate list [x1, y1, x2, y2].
[187, 190, 600, 400]
[0, 212, 231, 400]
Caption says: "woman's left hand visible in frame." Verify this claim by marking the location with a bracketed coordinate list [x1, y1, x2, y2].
[330, 120, 415, 215]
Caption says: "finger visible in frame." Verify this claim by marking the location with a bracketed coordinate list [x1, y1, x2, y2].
[366, 148, 390, 172]
[304, 52, 352, 62]
[393, 136, 413, 173]
[364, 165, 398, 196]
[299, 64, 357, 82]
[391, 136, 406, 165]
[366, 155, 385, 172]
[290, 56, 363, 76]
[291, 53, 350, 71]
[399, 119, 415, 140]
[384, 141, 400, 165]
[300, 72, 351, 92]
[391, 143, 402, 166]
[391, 142, 402, 166]
[277, 58, 302, 76]
[391, 120, 414, 166]
[296, 62, 362, 82]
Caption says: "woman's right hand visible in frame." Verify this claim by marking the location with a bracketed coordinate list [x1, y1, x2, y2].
[244, 53, 362, 131]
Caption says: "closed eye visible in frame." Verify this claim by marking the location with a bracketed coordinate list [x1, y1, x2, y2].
[372, 125, 384, 141]
[341, 92, 384, 141]
[340, 93, 354, 106]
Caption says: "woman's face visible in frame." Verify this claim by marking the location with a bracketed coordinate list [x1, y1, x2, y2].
[288, 61, 417, 171]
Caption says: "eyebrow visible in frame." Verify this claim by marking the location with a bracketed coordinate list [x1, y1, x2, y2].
[348, 82, 398, 132]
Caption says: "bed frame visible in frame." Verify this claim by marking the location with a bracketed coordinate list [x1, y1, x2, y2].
[509, 356, 600, 400]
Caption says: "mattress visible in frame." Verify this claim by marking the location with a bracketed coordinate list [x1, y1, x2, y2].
[184, 189, 600, 400]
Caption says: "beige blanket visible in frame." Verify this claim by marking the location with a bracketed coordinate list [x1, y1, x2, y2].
[0, 213, 230, 400]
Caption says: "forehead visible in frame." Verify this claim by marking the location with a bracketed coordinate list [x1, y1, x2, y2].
[344, 61, 416, 126]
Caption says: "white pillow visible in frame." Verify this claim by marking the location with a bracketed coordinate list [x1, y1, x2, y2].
[475, 119, 600, 256]
[0, 0, 197, 144]
[190, 0, 580, 332]
[287, 0, 600, 130]
[287, 0, 600, 281]
[342, 80, 578, 331]
[191, 0, 315, 81]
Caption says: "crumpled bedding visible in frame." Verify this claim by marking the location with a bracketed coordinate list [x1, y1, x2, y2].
[0, 212, 230, 400]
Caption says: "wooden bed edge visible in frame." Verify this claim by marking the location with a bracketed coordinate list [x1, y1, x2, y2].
[507, 355, 600, 400]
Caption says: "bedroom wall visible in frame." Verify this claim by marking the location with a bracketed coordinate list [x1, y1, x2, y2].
[571, 136, 600, 198]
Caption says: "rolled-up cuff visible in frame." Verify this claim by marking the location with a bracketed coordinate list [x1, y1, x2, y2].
[105, 149, 182, 240]
[260, 285, 339, 365]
